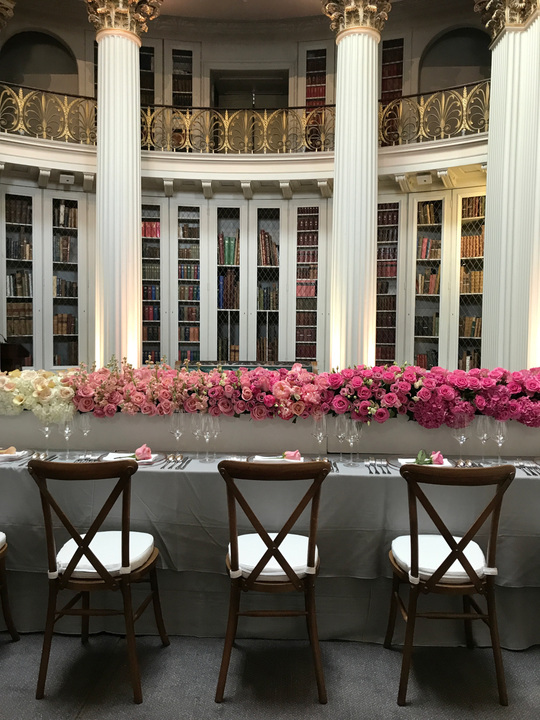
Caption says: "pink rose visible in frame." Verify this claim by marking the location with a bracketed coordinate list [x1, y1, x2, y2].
[75, 396, 95, 413]
[431, 450, 444, 465]
[135, 443, 152, 460]
[283, 449, 302, 461]
[104, 403, 117, 418]
[250, 404, 269, 420]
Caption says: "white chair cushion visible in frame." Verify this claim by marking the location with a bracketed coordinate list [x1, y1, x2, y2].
[0, 531, 6, 549]
[56, 530, 154, 579]
[230, 532, 318, 582]
[391, 534, 487, 585]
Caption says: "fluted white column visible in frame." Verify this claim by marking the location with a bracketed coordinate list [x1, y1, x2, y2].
[480, 7, 540, 369]
[94, 28, 142, 367]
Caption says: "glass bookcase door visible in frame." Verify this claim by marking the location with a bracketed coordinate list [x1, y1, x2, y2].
[256, 208, 280, 364]
[295, 206, 319, 365]
[414, 198, 443, 369]
[177, 206, 200, 364]
[376, 202, 399, 365]
[217, 207, 241, 363]
[141, 204, 162, 364]
[458, 194, 485, 370]
[4, 192, 36, 367]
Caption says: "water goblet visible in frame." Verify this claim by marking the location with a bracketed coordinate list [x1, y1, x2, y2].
[211, 415, 221, 461]
[344, 418, 363, 467]
[475, 415, 490, 465]
[311, 413, 327, 460]
[451, 413, 471, 463]
[61, 418, 74, 460]
[77, 412, 92, 460]
[335, 414, 348, 463]
[191, 413, 202, 460]
[489, 418, 507, 465]
[200, 414, 214, 463]
[38, 420, 53, 459]
[169, 412, 184, 460]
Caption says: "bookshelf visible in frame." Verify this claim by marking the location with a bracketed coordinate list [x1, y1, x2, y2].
[178, 206, 200, 364]
[458, 194, 485, 370]
[376, 202, 399, 365]
[51, 198, 79, 366]
[217, 207, 240, 363]
[414, 198, 443, 369]
[295, 206, 319, 364]
[141, 204, 161, 363]
[381, 38, 404, 104]
[172, 49, 193, 108]
[5, 193, 34, 366]
[140, 46, 155, 107]
[256, 208, 280, 364]
[305, 48, 326, 108]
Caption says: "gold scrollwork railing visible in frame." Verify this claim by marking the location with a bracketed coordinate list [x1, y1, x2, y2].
[140, 106, 336, 153]
[0, 82, 97, 144]
[0, 80, 489, 151]
[379, 81, 490, 146]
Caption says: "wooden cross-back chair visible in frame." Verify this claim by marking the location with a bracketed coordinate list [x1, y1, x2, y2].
[0, 532, 19, 642]
[27, 458, 169, 704]
[215, 459, 332, 704]
[384, 463, 516, 706]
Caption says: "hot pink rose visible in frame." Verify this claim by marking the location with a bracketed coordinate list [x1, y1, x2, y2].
[431, 450, 444, 465]
[135, 443, 152, 460]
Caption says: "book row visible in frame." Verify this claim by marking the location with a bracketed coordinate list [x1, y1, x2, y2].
[53, 236, 78, 264]
[378, 208, 399, 226]
[218, 340, 239, 363]
[53, 202, 78, 229]
[297, 232, 319, 246]
[53, 345, 78, 367]
[416, 267, 440, 295]
[377, 280, 394, 295]
[418, 202, 441, 225]
[377, 245, 398, 260]
[179, 305, 199, 322]
[143, 305, 160, 321]
[258, 284, 279, 310]
[296, 280, 317, 298]
[172, 76, 192, 93]
[460, 268, 483, 294]
[142, 326, 160, 342]
[297, 265, 317, 279]
[462, 196, 485, 218]
[143, 284, 160, 300]
[218, 270, 239, 309]
[415, 313, 440, 336]
[376, 311, 396, 328]
[143, 263, 160, 280]
[178, 349, 201, 363]
[415, 350, 439, 369]
[258, 230, 279, 266]
[458, 349, 481, 371]
[144, 350, 161, 363]
[378, 226, 398, 243]
[459, 315, 482, 338]
[377, 261, 398, 278]
[297, 214, 319, 231]
[53, 313, 77, 335]
[53, 276, 77, 298]
[218, 232, 240, 265]
[142, 243, 160, 259]
[6, 308, 32, 337]
[376, 328, 396, 344]
[178, 223, 199, 239]
[417, 236, 442, 259]
[296, 311, 317, 326]
[382, 61, 403, 78]
[142, 221, 160, 238]
[305, 84, 325, 98]
[377, 294, 397, 311]
[257, 338, 278, 363]
[306, 73, 326, 86]
[179, 246, 199, 260]
[295, 342, 316, 359]
[7, 270, 32, 297]
[375, 345, 395, 361]
[179, 285, 200, 301]
[297, 249, 318, 264]
[6, 197, 32, 225]
[178, 263, 200, 280]
[6, 236, 32, 260]
[296, 327, 316, 342]
[461, 234, 484, 258]
[179, 326, 200, 342]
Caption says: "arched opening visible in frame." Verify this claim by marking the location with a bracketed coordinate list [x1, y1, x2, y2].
[419, 27, 491, 94]
[0, 31, 78, 94]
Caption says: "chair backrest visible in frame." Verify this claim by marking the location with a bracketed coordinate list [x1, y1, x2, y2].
[399, 463, 516, 592]
[28, 459, 138, 588]
[217, 460, 331, 590]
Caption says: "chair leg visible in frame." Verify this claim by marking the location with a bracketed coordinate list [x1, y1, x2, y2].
[0, 554, 19, 642]
[384, 573, 401, 649]
[463, 595, 474, 649]
[121, 582, 143, 704]
[36, 581, 59, 699]
[215, 581, 241, 703]
[485, 584, 508, 706]
[81, 591, 90, 644]
[305, 581, 327, 704]
[149, 566, 170, 647]
[397, 584, 419, 706]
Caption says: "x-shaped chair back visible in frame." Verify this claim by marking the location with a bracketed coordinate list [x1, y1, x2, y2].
[28, 459, 138, 589]
[218, 460, 331, 589]
[399, 463, 515, 592]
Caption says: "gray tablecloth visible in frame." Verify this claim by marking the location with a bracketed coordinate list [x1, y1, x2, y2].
[2, 456, 539, 648]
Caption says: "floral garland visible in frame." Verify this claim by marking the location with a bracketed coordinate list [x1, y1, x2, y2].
[1, 361, 540, 429]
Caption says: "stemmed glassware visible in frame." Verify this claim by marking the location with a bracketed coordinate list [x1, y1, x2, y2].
[489, 418, 507, 464]
[200, 414, 214, 463]
[211, 415, 221, 461]
[451, 412, 471, 463]
[191, 413, 202, 460]
[475, 415, 490, 465]
[169, 412, 184, 460]
[38, 420, 53, 459]
[61, 418, 74, 460]
[77, 413, 92, 460]
[335, 414, 348, 463]
[311, 413, 327, 460]
[344, 418, 362, 467]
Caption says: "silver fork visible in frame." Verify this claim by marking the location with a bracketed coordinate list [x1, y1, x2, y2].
[365, 458, 373, 474]
[370, 456, 380, 474]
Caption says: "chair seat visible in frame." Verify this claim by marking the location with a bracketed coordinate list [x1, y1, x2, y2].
[0, 531, 6, 549]
[230, 532, 318, 582]
[391, 534, 486, 584]
[56, 531, 154, 579]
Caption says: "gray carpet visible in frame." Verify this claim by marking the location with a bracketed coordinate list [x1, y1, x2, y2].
[1, 632, 540, 720]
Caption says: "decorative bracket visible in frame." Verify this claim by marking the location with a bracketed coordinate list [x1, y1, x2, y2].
[163, 179, 174, 197]
[437, 169, 457, 189]
[83, 173, 95, 193]
[38, 168, 51, 189]
[280, 181, 292, 200]
[241, 181, 253, 200]
[394, 174, 412, 193]
[201, 180, 213, 199]
[318, 179, 332, 198]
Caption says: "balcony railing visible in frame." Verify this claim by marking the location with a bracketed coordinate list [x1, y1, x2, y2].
[0, 80, 489, 152]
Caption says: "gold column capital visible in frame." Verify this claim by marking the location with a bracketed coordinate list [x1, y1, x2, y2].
[86, 0, 162, 36]
[322, 0, 392, 36]
[0, 0, 16, 32]
[474, 0, 539, 41]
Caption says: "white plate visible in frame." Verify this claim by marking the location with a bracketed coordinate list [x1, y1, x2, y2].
[101, 452, 162, 465]
[398, 458, 453, 467]
[0, 450, 30, 462]
[248, 455, 304, 463]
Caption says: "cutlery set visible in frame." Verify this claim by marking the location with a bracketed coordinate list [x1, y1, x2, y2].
[366, 457, 390, 474]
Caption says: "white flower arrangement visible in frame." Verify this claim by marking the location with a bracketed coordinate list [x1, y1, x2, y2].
[0, 369, 76, 424]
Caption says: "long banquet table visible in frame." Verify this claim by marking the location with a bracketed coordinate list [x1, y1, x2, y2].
[2, 453, 540, 649]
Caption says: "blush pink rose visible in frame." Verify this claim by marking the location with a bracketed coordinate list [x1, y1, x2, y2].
[135, 443, 152, 460]
[250, 404, 269, 420]
[75, 396, 95, 413]
[104, 403, 117, 418]
[283, 450, 302, 461]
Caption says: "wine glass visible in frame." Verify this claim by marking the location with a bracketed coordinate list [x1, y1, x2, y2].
[211, 415, 221, 461]
[344, 418, 363, 467]
[489, 418, 507, 465]
[451, 413, 471, 464]
[38, 420, 53, 459]
[169, 412, 184, 460]
[191, 413, 202, 460]
[311, 413, 327, 460]
[200, 414, 214, 462]
[61, 418, 74, 460]
[77, 413, 92, 460]
[335, 414, 348, 463]
[475, 415, 490, 465]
